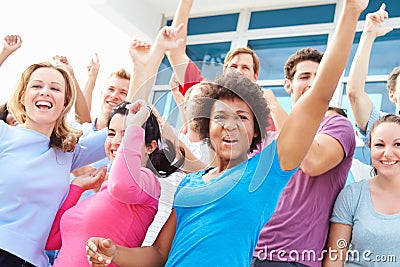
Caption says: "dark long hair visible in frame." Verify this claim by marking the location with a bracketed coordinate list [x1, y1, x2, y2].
[108, 101, 184, 177]
[0, 102, 9, 122]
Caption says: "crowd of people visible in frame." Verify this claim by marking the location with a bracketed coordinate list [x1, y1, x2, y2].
[1, 0, 399, 267]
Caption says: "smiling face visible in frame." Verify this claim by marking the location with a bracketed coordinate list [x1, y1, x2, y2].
[105, 113, 125, 164]
[209, 97, 256, 168]
[21, 67, 66, 133]
[370, 122, 400, 178]
[100, 75, 130, 116]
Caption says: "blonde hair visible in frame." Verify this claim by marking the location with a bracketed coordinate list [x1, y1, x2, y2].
[8, 61, 82, 152]
[107, 68, 131, 81]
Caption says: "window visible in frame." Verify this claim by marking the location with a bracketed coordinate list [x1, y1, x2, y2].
[167, 13, 239, 35]
[187, 42, 231, 80]
[344, 29, 400, 76]
[249, 35, 328, 80]
[152, 90, 182, 129]
[249, 4, 336, 29]
[156, 41, 231, 85]
[155, 0, 400, 135]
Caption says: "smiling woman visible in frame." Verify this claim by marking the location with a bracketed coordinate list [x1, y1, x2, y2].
[325, 114, 400, 266]
[9, 62, 80, 150]
[0, 61, 108, 267]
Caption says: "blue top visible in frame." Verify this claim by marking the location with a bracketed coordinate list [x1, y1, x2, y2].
[355, 105, 386, 144]
[166, 139, 297, 267]
[0, 121, 106, 267]
[331, 180, 400, 266]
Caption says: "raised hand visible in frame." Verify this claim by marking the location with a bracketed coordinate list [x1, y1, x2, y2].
[364, 3, 393, 37]
[71, 166, 107, 190]
[128, 38, 151, 66]
[125, 100, 150, 128]
[86, 237, 116, 266]
[53, 55, 74, 75]
[87, 53, 100, 78]
[3, 35, 22, 54]
[155, 24, 185, 52]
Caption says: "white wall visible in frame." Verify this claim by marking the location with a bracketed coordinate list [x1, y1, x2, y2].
[0, 0, 135, 118]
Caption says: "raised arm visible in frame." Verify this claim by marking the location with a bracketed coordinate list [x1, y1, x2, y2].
[53, 55, 92, 123]
[347, 4, 392, 132]
[0, 35, 22, 67]
[263, 89, 288, 131]
[165, 0, 193, 85]
[277, 0, 368, 171]
[265, 88, 348, 176]
[128, 25, 184, 103]
[83, 53, 100, 113]
[107, 100, 160, 203]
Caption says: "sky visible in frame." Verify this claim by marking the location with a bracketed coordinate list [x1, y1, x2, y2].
[0, 0, 134, 117]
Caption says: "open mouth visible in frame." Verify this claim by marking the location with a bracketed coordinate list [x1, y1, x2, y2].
[381, 160, 398, 165]
[222, 137, 238, 145]
[35, 100, 53, 110]
[106, 101, 118, 107]
[110, 147, 119, 158]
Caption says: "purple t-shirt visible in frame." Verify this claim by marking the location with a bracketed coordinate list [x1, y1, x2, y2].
[253, 115, 355, 267]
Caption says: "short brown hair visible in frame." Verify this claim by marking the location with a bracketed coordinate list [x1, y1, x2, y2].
[387, 66, 400, 93]
[284, 48, 323, 81]
[224, 47, 260, 76]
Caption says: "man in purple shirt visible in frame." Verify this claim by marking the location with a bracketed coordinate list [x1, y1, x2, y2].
[252, 48, 356, 267]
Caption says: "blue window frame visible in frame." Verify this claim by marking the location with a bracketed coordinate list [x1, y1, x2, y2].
[152, 90, 183, 129]
[156, 42, 231, 85]
[249, 35, 328, 80]
[249, 4, 336, 29]
[167, 13, 239, 35]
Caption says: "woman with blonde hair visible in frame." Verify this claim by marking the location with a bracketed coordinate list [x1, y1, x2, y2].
[0, 61, 107, 267]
